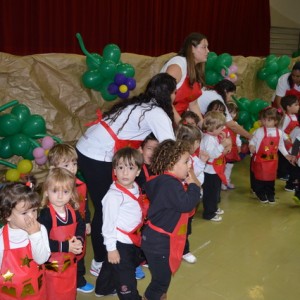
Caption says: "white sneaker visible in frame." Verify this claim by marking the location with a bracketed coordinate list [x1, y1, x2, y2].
[221, 184, 227, 191]
[210, 215, 222, 222]
[182, 252, 197, 264]
[215, 208, 224, 215]
[90, 259, 103, 277]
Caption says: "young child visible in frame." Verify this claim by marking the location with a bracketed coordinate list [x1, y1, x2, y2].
[176, 123, 208, 264]
[38, 168, 86, 300]
[249, 107, 294, 203]
[141, 139, 201, 300]
[201, 111, 232, 221]
[279, 95, 300, 192]
[47, 143, 94, 293]
[206, 99, 227, 116]
[0, 180, 51, 300]
[180, 111, 201, 127]
[95, 147, 144, 299]
[222, 102, 242, 190]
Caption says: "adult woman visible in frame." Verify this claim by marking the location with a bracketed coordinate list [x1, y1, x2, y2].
[76, 73, 176, 276]
[273, 61, 300, 108]
[197, 79, 252, 139]
[161, 32, 209, 124]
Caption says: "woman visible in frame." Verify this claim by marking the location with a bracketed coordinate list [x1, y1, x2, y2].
[273, 61, 300, 108]
[161, 32, 209, 125]
[198, 79, 252, 139]
[76, 73, 176, 277]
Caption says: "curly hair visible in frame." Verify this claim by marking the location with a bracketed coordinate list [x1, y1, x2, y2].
[0, 182, 40, 224]
[41, 168, 79, 209]
[102, 73, 176, 134]
[150, 139, 191, 175]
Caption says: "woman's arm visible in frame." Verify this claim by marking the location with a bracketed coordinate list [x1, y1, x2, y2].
[273, 95, 282, 108]
[226, 120, 253, 139]
[189, 100, 204, 124]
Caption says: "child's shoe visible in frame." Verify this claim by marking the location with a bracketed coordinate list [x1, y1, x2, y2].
[135, 265, 145, 280]
[215, 208, 224, 215]
[227, 183, 235, 189]
[209, 215, 222, 222]
[182, 252, 197, 264]
[77, 282, 95, 293]
[221, 184, 227, 191]
[90, 259, 103, 277]
[95, 290, 117, 297]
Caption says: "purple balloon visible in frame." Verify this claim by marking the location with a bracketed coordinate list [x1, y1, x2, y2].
[126, 78, 136, 90]
[33, 147, 45, 159]
[114, 73, 127, 85]
[118, 90, 130, 99]
[108, 83, 119, 95]
[35, 156, 47, 165]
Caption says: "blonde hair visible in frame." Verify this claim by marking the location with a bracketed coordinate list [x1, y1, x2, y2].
[202, 111, 226, 132]
[176, 123, 202, 153]
[48, 143, 77, 167]
[41, 168, 79, 209]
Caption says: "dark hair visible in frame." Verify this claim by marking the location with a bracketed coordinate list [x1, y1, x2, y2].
[103, 73, 176, 134]
[0, 182, 40, 224]
[281, 95, 298, 112]
[213, 79, 236, 102]
[141, 133, 158, 149]
[150, 140, 191, 175]
[178, 32, 207, 86]
[112, 147, 143, 170]
[288, 61, 300, 89]
[180, 111, 200, 125]
[259, 107, 282, 125]
[207, 100, 226, 116]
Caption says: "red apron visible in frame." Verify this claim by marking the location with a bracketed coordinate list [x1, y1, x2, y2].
[0, 225, 46, 300]
[44, 204, 77, 300]
[207, 156, 227, 185]
[115, 182, 144, 247]
[284, 114, 299, 151]
[251, 127, 279, 181]
[225, 127, 241, 162]
[174, 76, 201, 115]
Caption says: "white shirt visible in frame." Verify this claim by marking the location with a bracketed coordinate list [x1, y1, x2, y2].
[76, 103, 175, 162]
[0, 224, 50, 267]
[102, 182, 142, 251]
[280, 114, 300, 143]
[249, 127, 288, 157]
[275, 73, 300, 98]
[197, 90, 232, 122]
[191, 155, 206, 185]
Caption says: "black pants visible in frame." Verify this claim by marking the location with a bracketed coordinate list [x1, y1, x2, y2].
[202, 173, 221, 220]
[77, 256, 86, 288]
[95, 242, 142, 299]
[277, 151, 290, 179]
[77, 150, 112, 262]
[252, 176, 275, 200]
[183, 216, 193, 255]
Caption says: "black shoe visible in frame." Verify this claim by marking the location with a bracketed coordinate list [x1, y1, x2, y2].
[258, 195, 268, 203]
[268, 196, 275, 204]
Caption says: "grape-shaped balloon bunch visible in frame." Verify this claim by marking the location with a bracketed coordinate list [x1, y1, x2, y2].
[76, 33, 136, 101]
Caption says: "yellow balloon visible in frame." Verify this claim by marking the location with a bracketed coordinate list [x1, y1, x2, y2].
[249, 127, 256, 134]
[253, 121, 261, 129]
[17, 159, 33, 174]
[119, 84, 128, 93]
[6, 169, 20, 182]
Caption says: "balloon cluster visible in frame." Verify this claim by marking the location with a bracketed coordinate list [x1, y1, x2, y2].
[76, 33, 136, 101]
[205, 52, 237, 85]
[33, 136, 55, 165]
[257, 54, 291, 90]
[0, 159, 33, 182]
[233, 97, 269, 131]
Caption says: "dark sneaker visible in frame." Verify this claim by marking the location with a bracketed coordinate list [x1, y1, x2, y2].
[95, 290, 117, 297]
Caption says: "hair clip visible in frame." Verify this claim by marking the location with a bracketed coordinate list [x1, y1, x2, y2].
[182, 120, 188, 125]
[277, 108, 283, 114]
[25, 181, 33, 189]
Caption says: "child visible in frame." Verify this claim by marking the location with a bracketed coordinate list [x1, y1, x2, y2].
[201, 111, 232, 221]
[38, 168, 86, 300]
[279, 95, 300, 192]
[206, 99, 227, 116]
[222, 102, 242, 190]
[0, 180, 51, 300]
[180, 111, 200, 127]
[176, 123, 208, 264]
[249, 107, 294, 203]
[95, 147, 144, 299]
[141, 139, 200, 300]
[47, 143, 94, 293]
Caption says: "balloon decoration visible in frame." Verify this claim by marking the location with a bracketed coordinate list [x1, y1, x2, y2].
[205, 52, 238, 86]
[76, 33, 136, 101]
[0, 159, 33, 182]
[0, 100, 61, 170]
[257, 54, 291, 90]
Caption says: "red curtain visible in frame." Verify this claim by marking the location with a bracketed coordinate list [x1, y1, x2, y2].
[0, 0, 270, 57]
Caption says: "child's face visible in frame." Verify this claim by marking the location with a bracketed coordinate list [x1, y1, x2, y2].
[141, 140, 159, 165]
[287, 102, 299, 114]
[7, 201, 38, 230]
[45, 183, 72, 212]
[114, 158, 141, 189]
[169, 151, 191, 180]
[184, 117, 197, 127]
[262, 117, 276, 128]
[56, 159, 78, 175]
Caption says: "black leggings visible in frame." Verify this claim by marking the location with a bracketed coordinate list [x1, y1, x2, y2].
[77, 150, 112, 262]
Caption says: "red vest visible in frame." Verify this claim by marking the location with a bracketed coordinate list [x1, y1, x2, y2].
[225, 127, 241, 162]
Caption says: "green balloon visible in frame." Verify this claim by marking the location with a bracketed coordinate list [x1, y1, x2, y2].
[205, 70, 219, 85]
[86, 53, 103, 70]
[277, 55, 291, 70]
[103, 44, 121, 64]
[0, 137, 13, 158]
[266, 73, 279, 90]
[100, 60, 117, 79]
[101, 87, 118, 101]
[21, 115, 46, 137]
[257, 68, 268, 80]
[265, 61, 278, 75]
[238, 110, 251, 126]
[10, 133, 31, 156]
[277, 68, 290, 77]
[0, 114, 21, 137]
[116, 63, 135, 77]
[265, 54, 277, 64]
[215, 53, 232, 72]
[82, 69, 104, 89]
[244, 120, 253, 131]
[236, 97, 250, 111]
[22, 143, 35, 160]
[11, 104, 31, 125]
[206, 52, 218, 70]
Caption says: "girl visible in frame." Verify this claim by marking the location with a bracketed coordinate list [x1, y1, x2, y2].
[0, 181, 50, 300]
[201, 111, 232, 221]
[176, 124, 208, 264]
[38, 168, 86, 300]
[76, 73, 176, 276]
[141, 140, 201, 300]
[249, 107, 294, 203]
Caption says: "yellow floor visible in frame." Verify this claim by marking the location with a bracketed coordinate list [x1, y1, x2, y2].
[77, 156, 300, 300]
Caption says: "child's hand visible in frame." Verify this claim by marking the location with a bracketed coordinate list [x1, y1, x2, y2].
[23, 215, 41, 235]
[249, 145, 256, 154]
[221, 137, 232, 149]
[108, 250, 120, 264]
[185, 169, 201, 187]
[286, 154, 296, 165]
[68, 236, 83, 255]
[86, 223, 91, 235]
[199, 150, 209, 162]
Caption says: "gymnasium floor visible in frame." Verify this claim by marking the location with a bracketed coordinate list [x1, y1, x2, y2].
[77, 156, 300, 300]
